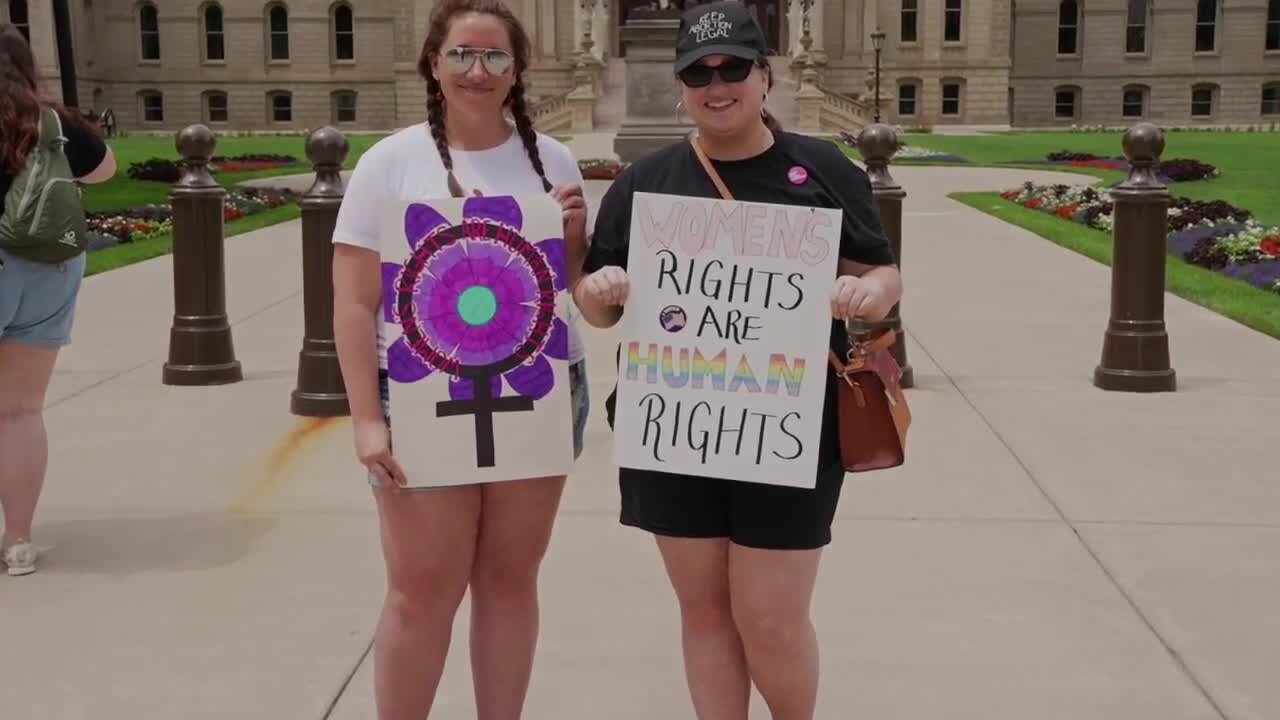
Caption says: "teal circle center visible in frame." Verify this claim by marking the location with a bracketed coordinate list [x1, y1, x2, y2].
[457, 286, 498, 326]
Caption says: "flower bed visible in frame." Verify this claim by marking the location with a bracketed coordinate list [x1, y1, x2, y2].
[85, 187, 296, 251]
[127, 154, 302, 183]
[1007, 152, 1220, 183]
[1000, 181, 1280, 294]
[578, 158, 627, 180]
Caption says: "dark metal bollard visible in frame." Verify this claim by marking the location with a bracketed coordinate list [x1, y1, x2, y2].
[163, 125, 243, 386]
[291, 127, 351, 416]
[855, 123, 914, 388]
[1094, 123, 1176, 392]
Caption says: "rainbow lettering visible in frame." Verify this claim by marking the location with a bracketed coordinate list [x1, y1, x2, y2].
[765, 355, 805, 397]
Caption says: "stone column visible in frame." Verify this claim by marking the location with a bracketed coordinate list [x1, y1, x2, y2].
[24, 0, 63, 101]
[612, 14, 692, 162]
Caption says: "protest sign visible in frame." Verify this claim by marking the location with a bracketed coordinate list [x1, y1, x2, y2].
[378, 194, 574, 488]
[613, 191, 841, 488]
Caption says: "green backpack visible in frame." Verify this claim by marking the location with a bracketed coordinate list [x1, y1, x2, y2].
[0, 107, 89, 264]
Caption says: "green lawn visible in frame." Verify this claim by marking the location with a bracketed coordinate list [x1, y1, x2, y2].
[952, 191, 1280, 339]
[86, 133, 386, 213]
[840, 130, 1280, 225]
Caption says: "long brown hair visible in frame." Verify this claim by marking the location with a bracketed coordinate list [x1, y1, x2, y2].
[0, 24, 99, 175]
[416, 0, 551, 197]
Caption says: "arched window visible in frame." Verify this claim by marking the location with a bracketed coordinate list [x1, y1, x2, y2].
[268, 90, 292, 122]
[333, 3, 354, 61]
[267, 3, 289, 61]
[1054, 85, 1080, 119]
[1057, 0, 1080, 55]
[900, 0, 918, 43]
[944, 0, 963, 42]
[897, 80, 920, 116]
[204, 90, 229, 123]
[1195, 0, 1218, 53]
[203, 3, 225, 61]
[1262, 84, 1280, 116]
[1125, 0, 1149, 54]
[332, 90, 357, 123]
[1122, 85, 1148, 118]
[1191, 84, 1217, 118]
[138, 90, 163, 123]
[1267, 0, 1279, 51]
[9, 0, 30, 41]
[138, 2, 160, 61]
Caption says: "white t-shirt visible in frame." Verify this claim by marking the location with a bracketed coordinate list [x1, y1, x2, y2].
[331, 123, 591, 368]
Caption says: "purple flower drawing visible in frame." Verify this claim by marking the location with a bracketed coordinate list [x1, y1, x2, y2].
[381, 196, 569, 406]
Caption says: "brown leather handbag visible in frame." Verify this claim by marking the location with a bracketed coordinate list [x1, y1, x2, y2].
[690, 136, 911, 473]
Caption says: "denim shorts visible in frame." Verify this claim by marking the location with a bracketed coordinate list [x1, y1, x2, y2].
[0, 248, 87, 349]
[369, 357, 590, 489]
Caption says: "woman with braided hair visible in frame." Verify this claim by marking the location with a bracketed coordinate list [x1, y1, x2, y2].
[330, 1, 591, 717]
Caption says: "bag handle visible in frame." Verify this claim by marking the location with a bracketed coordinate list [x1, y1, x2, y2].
[689, 135, 734, 201]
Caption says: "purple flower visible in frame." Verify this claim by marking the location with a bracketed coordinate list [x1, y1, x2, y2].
[381, 196, 569, 402]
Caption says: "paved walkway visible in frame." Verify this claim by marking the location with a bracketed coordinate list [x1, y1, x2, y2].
[3, 162, 1278, 720]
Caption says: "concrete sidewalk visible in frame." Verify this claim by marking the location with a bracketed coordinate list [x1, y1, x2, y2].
[3, 166, 1278, 720]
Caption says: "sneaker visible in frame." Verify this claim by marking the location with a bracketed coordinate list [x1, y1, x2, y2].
[3, 542, 37, 576]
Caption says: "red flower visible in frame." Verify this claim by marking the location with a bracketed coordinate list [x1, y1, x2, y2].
[1260, 237, 1280, 257]
[1056, 203, 1080, 218]
[1023, 199, 1043, 209]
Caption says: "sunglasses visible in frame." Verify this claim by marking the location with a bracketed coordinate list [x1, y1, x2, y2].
[441, 46, 515, 76]
[677, 57, 757, 88]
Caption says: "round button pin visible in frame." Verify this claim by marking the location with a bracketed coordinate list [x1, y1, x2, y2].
[788, 166, 808, 185]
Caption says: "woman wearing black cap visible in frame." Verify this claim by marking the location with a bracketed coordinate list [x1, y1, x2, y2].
[573, 2, 902, 718]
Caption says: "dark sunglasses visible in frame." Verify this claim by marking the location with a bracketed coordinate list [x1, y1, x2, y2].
[677, 57, 756, 88]
[441, 46, 515, 76]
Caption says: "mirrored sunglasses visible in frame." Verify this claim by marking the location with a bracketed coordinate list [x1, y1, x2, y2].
[677, 57, 756, 88]
[442, 46, 515, 76]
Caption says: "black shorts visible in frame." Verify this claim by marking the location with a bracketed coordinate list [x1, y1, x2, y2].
[618, 464, 845, 551]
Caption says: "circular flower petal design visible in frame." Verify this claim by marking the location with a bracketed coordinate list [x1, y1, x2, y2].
[504, 355, 555, 400]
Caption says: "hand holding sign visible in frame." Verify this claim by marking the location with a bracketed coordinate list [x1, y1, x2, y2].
[583, 266, 631, 306]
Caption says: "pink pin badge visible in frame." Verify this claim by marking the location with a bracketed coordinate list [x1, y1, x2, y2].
[787, 165, 809, 185]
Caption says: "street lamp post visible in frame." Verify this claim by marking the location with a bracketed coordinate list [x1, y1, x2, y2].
[871, 29, 886, 122]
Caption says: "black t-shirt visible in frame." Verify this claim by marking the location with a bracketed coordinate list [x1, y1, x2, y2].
[0, 108, 108, 221]
[583, 129, 897, 480]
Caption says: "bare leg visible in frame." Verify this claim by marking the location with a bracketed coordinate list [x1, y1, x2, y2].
[729, 545, 823, 720]
[372, 484, 483, 720]
[469, 475, 566, 720]
[0, 340, 58, 550]
[656, 536, 751, 720]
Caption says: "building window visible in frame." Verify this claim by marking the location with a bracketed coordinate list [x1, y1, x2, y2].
[139, 91, 163, 123]
[1267, 0, 1279, 50]
[1263, 85, 1280, 115]
[1195, 0, 1217, 53]
[203, 3, 225, 61]
[944, 0, 962, 42]
[205, 91, 228, 123]
[1057, 0, 1079, 55]
[269, 91, 292, 122]
[1122, 87, 1147, 117]
[941, 82, 961, 115]
[332, 91, 357, 123]
[268, 3, 289, 61]
[1191, 86, 1215, 117]
[1126, 0, 1148, 54]
[900, 0, 918, 43]
[897, 83, 918, 116]
[1054, 87, 1078, 118]
[9, 0, 29, 41]
[138, 2, 160, 61]
[333, 2, 354, 60]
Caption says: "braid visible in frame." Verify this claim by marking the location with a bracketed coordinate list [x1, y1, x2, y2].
[426, 75, 465, 197]
[508, 80, 553, 192]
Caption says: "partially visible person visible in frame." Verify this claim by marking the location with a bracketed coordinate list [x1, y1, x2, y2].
[573, 3, 902, 718]
[0, 24, 116, 577]
[329, 0, 590, 717]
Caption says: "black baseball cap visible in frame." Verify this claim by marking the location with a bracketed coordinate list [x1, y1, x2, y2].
[673, 1, 768, 74]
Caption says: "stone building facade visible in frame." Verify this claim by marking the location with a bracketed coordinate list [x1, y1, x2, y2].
[3, 0, 1278, 131]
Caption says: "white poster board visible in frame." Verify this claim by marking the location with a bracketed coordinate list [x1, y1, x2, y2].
[612, 192, 842, 489]
[378, 194, 573, 488]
